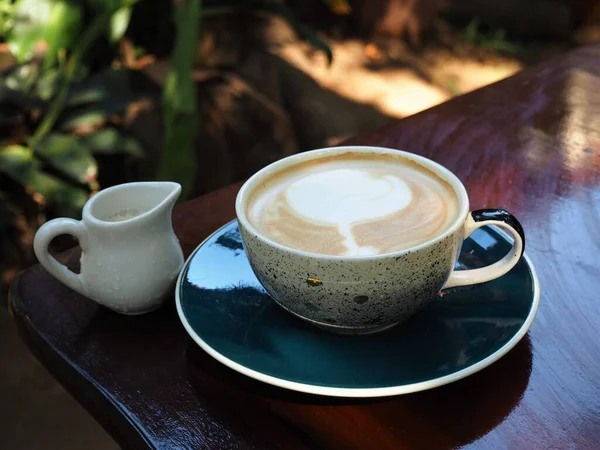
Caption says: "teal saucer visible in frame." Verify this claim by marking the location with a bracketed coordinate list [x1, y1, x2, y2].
[176, 220, 539, 397]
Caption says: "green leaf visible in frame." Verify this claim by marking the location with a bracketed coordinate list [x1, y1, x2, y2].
[57, 106, 108, 130]
[0, 83, 43, 108]
[163, 1, 199, 114]
[58, 70, 138, 131]
[88, 0, 122, 13]
[57, 99, 131, 131]
[81, 127, 143, 157]
[159, 113, 197, 199]
[29, 1, 139, 148]
[159, 0, 201, 200]
[43, 0, 82, 70]
[109, 6, 132, 43]
[36, 67, 60, 100]
[0, 145, 34, 181]
[0, 1, 17, 36]
[67, 68, 136, 106]
[0, 145, 89, 215]
[34, 133, 98, 185]
[36, 65, 89, 101]
[464, 17, 480, 43]
[253, 1, 333, 65]
[7, 0, 53, 62]
[2, 62, 38, 92]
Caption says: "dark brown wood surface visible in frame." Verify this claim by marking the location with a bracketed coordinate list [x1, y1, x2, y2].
[10, 44, 600, 449]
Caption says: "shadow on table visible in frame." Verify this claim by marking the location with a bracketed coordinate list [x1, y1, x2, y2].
[185, 334, 532, 449]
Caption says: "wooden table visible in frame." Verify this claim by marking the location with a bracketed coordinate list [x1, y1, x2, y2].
[10, 44, 600, 449]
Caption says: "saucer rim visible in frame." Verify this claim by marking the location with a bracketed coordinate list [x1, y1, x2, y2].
[175, 219, 540, 398]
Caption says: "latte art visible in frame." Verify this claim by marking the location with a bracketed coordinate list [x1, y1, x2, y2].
[285, 169, 412, 255]
[247, 153, 459, 256]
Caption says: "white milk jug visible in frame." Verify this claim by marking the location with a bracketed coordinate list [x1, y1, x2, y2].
[34, 182, 184, 314]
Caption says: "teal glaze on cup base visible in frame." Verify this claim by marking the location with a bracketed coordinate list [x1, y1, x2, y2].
[236, 146, 526, 334]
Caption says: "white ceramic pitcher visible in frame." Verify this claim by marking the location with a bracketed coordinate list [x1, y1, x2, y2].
[33, 182, 184, 314]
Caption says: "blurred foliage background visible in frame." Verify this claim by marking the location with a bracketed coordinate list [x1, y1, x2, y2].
[0, 0, 598, 294]
[0, 0, 340, 292]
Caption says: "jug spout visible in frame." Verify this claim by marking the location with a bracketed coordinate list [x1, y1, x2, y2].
[139, 181, 182, 223]
[154, 181, 182, 210]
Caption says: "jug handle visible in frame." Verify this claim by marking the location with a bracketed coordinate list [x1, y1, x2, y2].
[33, 218, 89, 296]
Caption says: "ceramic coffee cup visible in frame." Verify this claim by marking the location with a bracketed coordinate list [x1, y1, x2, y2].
[235, 146, 525, 334]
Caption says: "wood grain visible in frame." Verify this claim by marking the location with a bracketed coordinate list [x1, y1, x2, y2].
[9, 44, 600, 449]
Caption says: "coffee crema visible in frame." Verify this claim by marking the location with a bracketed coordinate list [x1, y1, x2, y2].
[246, 153, 459, 256]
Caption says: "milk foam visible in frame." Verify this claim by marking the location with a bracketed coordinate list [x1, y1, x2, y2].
[285, 169, 412, 255]
[246, 154, 459, 256]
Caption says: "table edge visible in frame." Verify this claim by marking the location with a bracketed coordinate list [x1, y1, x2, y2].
[8, 272, 156, 450]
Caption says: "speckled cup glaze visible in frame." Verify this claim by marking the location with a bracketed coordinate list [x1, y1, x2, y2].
[236, 147, 525, 334]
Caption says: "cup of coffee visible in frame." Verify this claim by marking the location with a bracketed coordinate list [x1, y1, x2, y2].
[235, 146, 524, 334]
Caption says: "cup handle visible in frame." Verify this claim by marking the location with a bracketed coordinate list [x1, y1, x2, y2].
[33, 218, 89, 295]
[443, 209, 525, 289]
